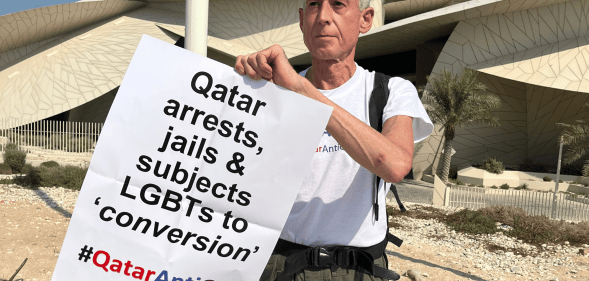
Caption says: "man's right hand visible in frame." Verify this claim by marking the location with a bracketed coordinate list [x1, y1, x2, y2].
[235, 44, 305, 94]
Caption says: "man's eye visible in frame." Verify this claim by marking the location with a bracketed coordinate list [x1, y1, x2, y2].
[308, 1, 319, 6]
[333, 1, 345, 6]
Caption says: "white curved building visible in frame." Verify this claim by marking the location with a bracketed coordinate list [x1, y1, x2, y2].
[1, 0, 587, 180]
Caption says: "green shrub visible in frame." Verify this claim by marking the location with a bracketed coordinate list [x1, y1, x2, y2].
[4, 143, 17, 151]
[3, 147, 26, 174]
[543, 176, 552, 182]
[389, 205, 589, 246]
[514, 183, 528, 190]
[40, 161, 60, 168]
[491, 185, 498, 189]
[0, 178, 13, 184]
[15, 166, 41, 188]
[21, 163, 33, 174]
[508, 215, 556, 244]
[481, 157, 504, 174]
[479, 206, 528, 226]
[500, 183, 510, 189]
[38, 165, 87, 190]
[16, 165, 87, 190]
[0, 163, 11, 174]
[478, 206, 589, 245]
[60, 165, 87, 190]
[446, 209, 499, 235]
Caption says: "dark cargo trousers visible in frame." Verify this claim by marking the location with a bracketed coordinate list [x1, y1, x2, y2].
[259, 253, 389, 281]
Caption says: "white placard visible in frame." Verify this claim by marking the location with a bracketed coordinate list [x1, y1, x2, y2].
[52, 35, 332, 281]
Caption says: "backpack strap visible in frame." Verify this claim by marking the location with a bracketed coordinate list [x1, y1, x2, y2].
[369, 72, 406, 222]
[369, 72, 391, 134]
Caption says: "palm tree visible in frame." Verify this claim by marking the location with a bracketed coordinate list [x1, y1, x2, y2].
[420, 68, 502, 183]
[558, 102, 589, 177]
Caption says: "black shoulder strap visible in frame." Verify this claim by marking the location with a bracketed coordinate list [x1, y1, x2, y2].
[369, 73, 406, 224]
[369, 72, 391, 133]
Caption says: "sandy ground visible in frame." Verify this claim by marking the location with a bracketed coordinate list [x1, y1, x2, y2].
[1, 201, 72, 281]
[1, 200, 588, 281]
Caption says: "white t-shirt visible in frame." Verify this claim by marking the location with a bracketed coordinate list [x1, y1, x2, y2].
[279, 64, 433, 247]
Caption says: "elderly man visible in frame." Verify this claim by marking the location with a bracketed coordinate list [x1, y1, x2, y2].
[235, 0, 433, 280]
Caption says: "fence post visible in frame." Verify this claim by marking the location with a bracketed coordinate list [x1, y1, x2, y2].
[444, 185, 450, 207]
[552, 136, 564, 219]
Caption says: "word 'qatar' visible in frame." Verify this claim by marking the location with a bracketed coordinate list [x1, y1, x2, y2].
[191, 71, 266, 116]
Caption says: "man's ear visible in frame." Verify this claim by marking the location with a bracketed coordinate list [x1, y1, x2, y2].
[299, 8, 304, 32]
[359, 7, 374, 34]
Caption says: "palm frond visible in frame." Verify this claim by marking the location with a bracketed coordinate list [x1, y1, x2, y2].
[558, 122, 589, 145]
[563, 142, 589, 164]
[421, 68, 501, 131]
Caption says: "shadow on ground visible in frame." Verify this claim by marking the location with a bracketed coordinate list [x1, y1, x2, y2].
[386, 249, 487, 281]
[34, 189, 72, 218]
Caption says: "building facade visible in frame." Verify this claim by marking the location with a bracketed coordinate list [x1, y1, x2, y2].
[1, 0, 588, 180]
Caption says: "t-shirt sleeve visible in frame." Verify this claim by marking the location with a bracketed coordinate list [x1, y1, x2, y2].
[382, 77, 434, 143]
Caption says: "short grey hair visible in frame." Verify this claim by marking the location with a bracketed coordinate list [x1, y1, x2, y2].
[301, 0, 372, 10]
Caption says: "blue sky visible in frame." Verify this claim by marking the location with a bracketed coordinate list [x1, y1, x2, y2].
[1, 0, 78, 16]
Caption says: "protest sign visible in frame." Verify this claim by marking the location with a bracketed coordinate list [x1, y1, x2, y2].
[51, 34, 332, 281]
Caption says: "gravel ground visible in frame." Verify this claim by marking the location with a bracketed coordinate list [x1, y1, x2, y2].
[389, 203, 589, 280]
[2, 181, 589, 281]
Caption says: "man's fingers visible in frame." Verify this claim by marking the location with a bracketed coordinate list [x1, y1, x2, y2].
[247, 55, 268, 80]
[235, 55, 245, 75]
[256, 54, 273, 79]
[234, 45, 294, 86]
[242, 55, 262, 80]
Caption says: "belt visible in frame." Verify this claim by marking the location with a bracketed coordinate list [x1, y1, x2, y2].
[272, 239, 401, 281]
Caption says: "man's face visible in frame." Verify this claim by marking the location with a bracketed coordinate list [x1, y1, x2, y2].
[299, 0, 373, 63]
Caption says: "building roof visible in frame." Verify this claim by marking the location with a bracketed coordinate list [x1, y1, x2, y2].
[0, 6, 181, 122]
[0, 0, 584, 125]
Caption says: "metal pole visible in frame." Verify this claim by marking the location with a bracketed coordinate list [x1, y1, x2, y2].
[185, 0, 209, 55]
[552, 135, 564, 219]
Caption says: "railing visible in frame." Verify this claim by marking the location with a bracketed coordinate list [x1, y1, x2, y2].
[446, 185, 589, 222]
[0, 118, 104, 157]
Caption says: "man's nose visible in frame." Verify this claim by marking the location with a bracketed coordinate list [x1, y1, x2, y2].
[317, 2, 333, 25]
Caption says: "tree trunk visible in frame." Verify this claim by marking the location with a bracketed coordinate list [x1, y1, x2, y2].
[440, 138, 453, 183]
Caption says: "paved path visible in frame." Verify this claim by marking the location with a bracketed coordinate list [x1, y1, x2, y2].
[386, 179, 434, 206]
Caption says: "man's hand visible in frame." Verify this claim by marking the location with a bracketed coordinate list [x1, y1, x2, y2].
[235, 45, 304, 93]
[235, 45, 414, 184]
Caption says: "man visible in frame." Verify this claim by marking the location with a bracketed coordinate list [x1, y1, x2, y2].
[235, 0, 433, 280]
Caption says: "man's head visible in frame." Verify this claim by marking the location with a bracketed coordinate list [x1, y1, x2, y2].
[302, 0, 372, 10]
[299, 0, 374, 64]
